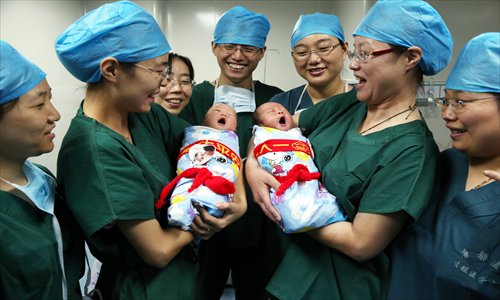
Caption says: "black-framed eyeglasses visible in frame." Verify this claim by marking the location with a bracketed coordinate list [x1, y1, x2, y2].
[348, 48, 394, 63]
[217, 44, 262, 57]
[291, 43, 341, 61]
[435, 97, 496, 112]
[134, 64, 169, 80]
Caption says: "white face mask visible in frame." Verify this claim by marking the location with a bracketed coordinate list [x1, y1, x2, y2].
[2, 161, 56, 214]
[214, 82, 256, 113]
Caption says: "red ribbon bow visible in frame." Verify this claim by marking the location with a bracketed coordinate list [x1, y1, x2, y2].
[155, 167, 235, 210]
[274, 164, 320, 197]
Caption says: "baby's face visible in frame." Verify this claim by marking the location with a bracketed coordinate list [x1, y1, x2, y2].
[204, 104, 237, 131]
[256, 103, 293, 130]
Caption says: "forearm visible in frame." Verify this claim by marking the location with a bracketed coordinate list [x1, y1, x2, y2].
[118, 219, 194, 268]
[309, 211, 408, 262]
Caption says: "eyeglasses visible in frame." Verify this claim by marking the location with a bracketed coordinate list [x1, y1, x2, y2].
[435, 97, 496, 112]
[134, 64, 169, 80]
[217, 44, 262, 57]
[291, 43, 341, 61]
[165, 77, 195, 88]
[348, 48, 394, 63]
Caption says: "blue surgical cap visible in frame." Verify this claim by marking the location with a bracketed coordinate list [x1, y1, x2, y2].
[353, 0, 453, 76]
[291, 13, 345, 48]
[0, 40, 46, 105]
[446, 32, 500, 93]
[213, 6, 270, 48]
[55, 0, 171, 83]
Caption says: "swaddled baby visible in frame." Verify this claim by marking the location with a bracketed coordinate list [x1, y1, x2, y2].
[156, 104, 241, 230]
[252, 102, 346, 233]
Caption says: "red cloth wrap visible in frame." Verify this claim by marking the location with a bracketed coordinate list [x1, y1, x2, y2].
[155, 167, 235, 210]
[274, 164, 320, 197]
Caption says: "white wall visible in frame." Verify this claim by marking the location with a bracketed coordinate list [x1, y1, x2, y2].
[1, 0, 499, 173]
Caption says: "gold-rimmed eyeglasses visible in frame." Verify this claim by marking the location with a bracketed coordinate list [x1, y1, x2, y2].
[435, 97, 497, 112]
[291, 43, 341, 61]
[134, 64, 169, 80]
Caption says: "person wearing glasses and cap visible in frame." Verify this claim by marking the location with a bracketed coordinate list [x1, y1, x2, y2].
[0, 40, 85, 300]
[54, 1, 246, 299]
[179, 6, 282, 299]
[271, 12, 352, 115]
[246, 1, 453, 298]
[154, 53, 196, 116]
[388, 32, 500, 300]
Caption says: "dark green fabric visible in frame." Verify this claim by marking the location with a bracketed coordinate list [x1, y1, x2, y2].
[180, 80, 282, 298]
[58, 103, 196, 300]
[270, 84, 311, 114]
[388, 149, 500, 299]
[266, 90, 439, 299]
[0, 172, 85, 300]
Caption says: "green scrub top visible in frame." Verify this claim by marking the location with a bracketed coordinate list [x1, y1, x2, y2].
[58, 103, 196, 300]
[388, 149, 500, 299]
[179, 80, 283, 247]
[266, 90, 439, 299]
[0, 169, 84, 300]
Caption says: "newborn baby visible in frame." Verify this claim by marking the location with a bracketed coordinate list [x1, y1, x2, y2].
[156, 104, 241, 230]
[252, 102, 346, 233]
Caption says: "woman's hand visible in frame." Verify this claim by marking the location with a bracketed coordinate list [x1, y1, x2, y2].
[484, 170, 500, 182]
[190, 171, 247, 240]
[245, 140, 282, 225]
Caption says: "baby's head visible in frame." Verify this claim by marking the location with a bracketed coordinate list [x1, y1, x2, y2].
[254, 102, 293, 130]
[203, 103, 237, 131]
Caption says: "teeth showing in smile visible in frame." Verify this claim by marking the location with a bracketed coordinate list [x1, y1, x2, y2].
[451, 129, 466, 134]
[166, 99, 182, 104]
[229, 63, 244, 69]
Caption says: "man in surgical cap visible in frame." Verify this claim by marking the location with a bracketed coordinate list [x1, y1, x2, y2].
[387, 31, 500, 300]
[179, 5, 283, 300]
[0, 39, 85, 300]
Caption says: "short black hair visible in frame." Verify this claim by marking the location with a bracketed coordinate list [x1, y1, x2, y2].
[168, 53, 195, 81]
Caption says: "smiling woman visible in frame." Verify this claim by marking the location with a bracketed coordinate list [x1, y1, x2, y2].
[53, 1, 244, 299]
[245, 1, 453, 299]
[270, 12, 351, 115]
[388, 32, 500, 300]
[0, 39, 85, 300]
[154, 53, 195, 116]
